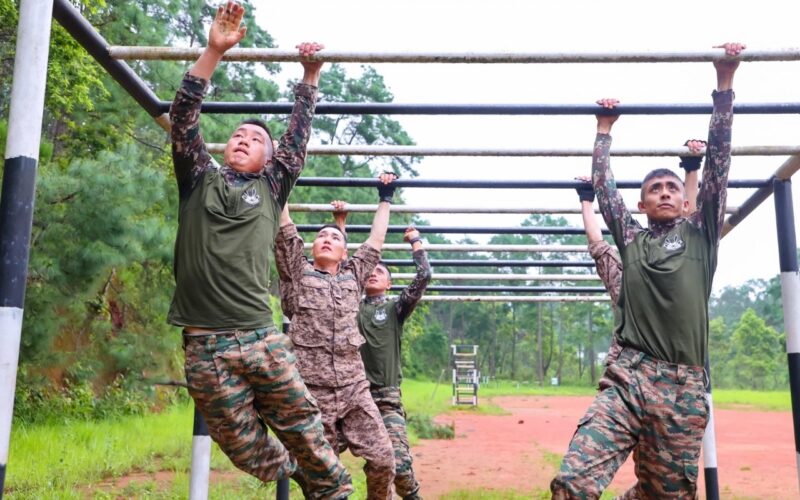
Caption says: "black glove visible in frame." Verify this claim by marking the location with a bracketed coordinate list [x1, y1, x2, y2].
[575, 181, 595, 203]
[377, 173, 398, 203]
[679, 140, 706, 172]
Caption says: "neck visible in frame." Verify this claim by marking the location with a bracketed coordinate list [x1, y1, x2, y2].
[647, 216, 682, 237]
[313, 259, 340, 275]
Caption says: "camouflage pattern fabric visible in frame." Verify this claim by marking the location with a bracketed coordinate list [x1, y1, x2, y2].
[309, 380, 396, 500]
[550, 347, 708, 499]
[588, 240, 623, 366]
[274, 222, 381, 388]
[184, 328, 353, 499]
[371, 386, 422, 499]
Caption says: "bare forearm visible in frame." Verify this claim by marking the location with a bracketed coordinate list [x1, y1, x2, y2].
[581, 201, 603, 243]
[365, 201, 391, 249]
[188, 47, 223, 81]
[685, 170, 699, 214]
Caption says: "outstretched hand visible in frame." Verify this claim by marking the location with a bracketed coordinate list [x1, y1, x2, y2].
[403, 226, 421, 244]
[297, 42, 325, 86]
[595, 98, 620, 134]
[208, 2, 247, 55]
[331, 200, 349, 232]
[713, 42, 746, 91]
[679, 139, 707, 172]
[377, 172, 399, 203]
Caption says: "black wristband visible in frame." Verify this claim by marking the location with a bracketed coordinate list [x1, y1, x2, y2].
[679, 156, 702, 172]
[575, 184, 595, 203]
[377, 175, 397, 203]
[408, 236, 422, 245]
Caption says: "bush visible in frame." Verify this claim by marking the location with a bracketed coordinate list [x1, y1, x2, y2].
[407, 413, 454, 439]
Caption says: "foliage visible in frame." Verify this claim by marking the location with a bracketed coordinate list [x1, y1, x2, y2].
[406, 414, 455, 439]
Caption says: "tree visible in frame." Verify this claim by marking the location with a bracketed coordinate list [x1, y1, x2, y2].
[730, 309, 782, 390]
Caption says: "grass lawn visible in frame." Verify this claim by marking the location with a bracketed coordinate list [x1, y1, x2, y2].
[5, 379, 791, 498]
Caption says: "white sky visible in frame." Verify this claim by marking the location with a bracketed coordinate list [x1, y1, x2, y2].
[257, 0, 800, 291]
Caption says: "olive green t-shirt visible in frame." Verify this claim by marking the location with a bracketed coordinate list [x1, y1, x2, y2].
[168, 169, 280, 329]
[616, 220, 717, 367]
[359, 298, 403, 388]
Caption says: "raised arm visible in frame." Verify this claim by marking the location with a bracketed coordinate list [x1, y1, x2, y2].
[592, 99, 639, 248]
[331, 200, 349, 236]
[268, 43, 325, 208]
[396, 227, 432, 323]
[275, 204, 310, 283]
[690, 42, 745, 241]
[364, 173, 397, 250]
[679, 139, 706, 215]
[576, 177, 603, 243]
[171, 2, 245, 197]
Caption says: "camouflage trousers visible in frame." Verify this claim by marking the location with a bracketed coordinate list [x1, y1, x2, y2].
[370, 386, 422, 500]
[183, 328, 352, 499]
[308, 379, 396, 500]
[551, 347, 708, 500]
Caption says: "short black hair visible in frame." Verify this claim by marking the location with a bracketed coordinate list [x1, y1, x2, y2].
[376, 261, 392, 280]
[238, 118, 273, 143]
[317, 224, 347, 243]
[641, 168, 684, 200]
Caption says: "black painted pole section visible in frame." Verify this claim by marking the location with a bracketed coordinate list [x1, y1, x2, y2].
[0, 1, 53, 497]
[295, 177, 768, 190]
[702, 359, 720, 500]
[154, 101, 800, 116]
[189, 407, 211, 500]
[51, 0, 164, 119]
[773, 179, 800, 492]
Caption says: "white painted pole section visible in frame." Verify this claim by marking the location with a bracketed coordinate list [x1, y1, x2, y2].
[394, 273, 599, 281]
[189, 435, 211, 500]
[305, 243, 589, 253]
[207, 143, 800, 157]
[783, 273, 800, 354]
[420, 295, 610, 302]
[702, 393, 718, 468]
[109, 46, 800, 63]
[5, 1, 52, 159]
[0, 308, 22, 465]
[288, 203, 738, 215]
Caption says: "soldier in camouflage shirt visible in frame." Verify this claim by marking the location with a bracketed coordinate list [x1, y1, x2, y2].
[551, 42, 745, 499]
[170, 3, 352, 498]
[575, 144, 701, 367]
[275, 175, 398, 500]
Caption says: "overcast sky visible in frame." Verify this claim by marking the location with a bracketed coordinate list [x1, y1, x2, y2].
[255, 0, 800, 292]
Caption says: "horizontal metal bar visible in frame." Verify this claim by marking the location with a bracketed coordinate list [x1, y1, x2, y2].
[304, 243, 589, 252]
[392, 285, 606, 293]
[294, 178, 769, 189]
[52, 0, 166, 122]
[721, 155, 800, 237]
[296, 224, 606, 235]
[287, 203, 739, 215]
[383, 259, 596, 268]
[165, 101, 800, 116]
[209, 144, 800, 157]
[393, 273, 599, 281]
[110, 46, 800, 64]
[419, 295, 610, 302]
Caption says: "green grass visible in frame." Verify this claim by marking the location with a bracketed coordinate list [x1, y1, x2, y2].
[711, 389, 791, 411]
[479, 379, 597, 398]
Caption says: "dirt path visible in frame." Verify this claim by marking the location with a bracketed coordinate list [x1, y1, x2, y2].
[412, 396, 794, 499]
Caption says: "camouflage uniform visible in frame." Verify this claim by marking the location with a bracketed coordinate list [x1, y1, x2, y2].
[170, 74, 351, 498]
[552, 90, 734, 499]
[275, 223, 396, 500]
[589, 240, 623, 366]
[360, 250, 432, 499]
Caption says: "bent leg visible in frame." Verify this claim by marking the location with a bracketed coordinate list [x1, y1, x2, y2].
[341, 381, 395, 500]
[372, 387, 421, 499]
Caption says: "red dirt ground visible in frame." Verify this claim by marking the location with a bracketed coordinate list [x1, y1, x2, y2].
[412, 396, 795, 499]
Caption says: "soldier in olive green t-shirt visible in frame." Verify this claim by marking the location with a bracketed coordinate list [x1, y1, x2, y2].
[552, 42, 746, 499]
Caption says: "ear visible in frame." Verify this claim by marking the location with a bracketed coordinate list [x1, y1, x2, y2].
[385, 278, 392, 291]
[637, 200, 646, 212]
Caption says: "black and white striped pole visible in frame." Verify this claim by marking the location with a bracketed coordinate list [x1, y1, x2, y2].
[702, 359, 720, 500]
[189, 407, 211, 499]
[773, 178, 800, 493]
[0, 0, 53, 497]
